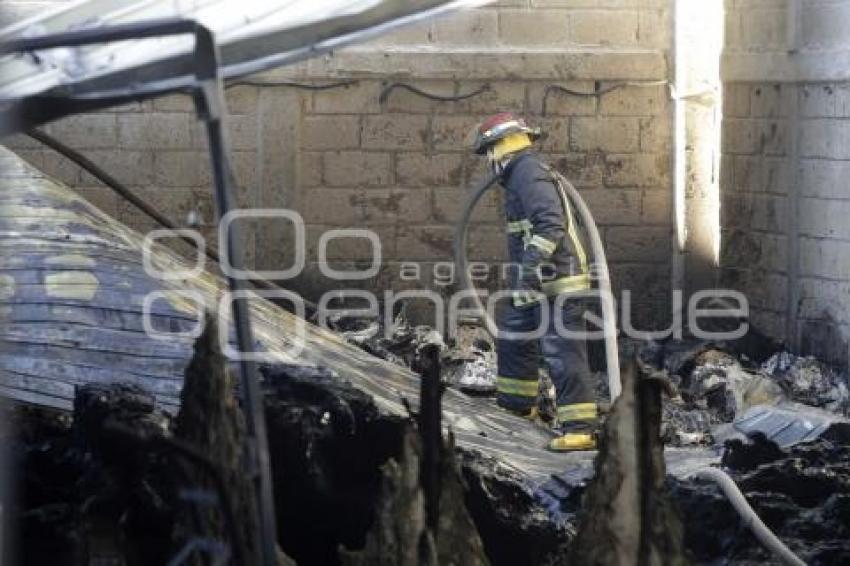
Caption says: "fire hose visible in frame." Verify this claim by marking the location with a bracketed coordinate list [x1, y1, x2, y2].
[452, 172, 622, 401]
[693, 467, 807, 566]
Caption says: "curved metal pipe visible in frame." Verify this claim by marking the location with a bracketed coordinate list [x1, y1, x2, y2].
[453, 172, 622, 402]
[695, 467, 806, 566]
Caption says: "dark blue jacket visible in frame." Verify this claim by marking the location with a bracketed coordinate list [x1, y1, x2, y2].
[501, 150, 590, 296]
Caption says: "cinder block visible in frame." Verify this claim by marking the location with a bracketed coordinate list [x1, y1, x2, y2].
[800, 237, 850, 279]
[732, 156, 763, 193]
[580, 188, 641, 226]
[722, 269, 787, 312]
[750, 84, 792, 118]
[79, 150, 155, 187]
[433, 185, 502, 224]
[605, 226, 671, 262]
[720, 231, 787, 273]
[721, 119, 762, 155]
[800, 198, 850, 240]
[604, 153, 670, 188]
[119, 187, 211, 232]
[432, 115, 478, 151]
[362, 115, 429, 151]
[609, 263, 671, 303]
[637, 8, 671, 49]
[528, 81, 597, 116]
[723, 84, 751, 117]
[800, 119, 850, 159]
[570, 10, 639, 46]
[499, 9, 569, 46]
[226, 114, 259, 151]
[799, 279, 850, 325]
[312, 82, 381, 114]
[639, 116, 672, 152]
[47, 114, 118, 149]
[799, 159, 850, 199]
[739, 7, 787, 50]
[723, 193, 788, 233]
[571, 117, 640, 153]
[300, 151, 323, 188]
[395, 225, 456, 260]
[37, 151, 82, 186]
[225, 85, 259, 114]
[549, 152, 607, 188]
[455, 80, 526, 114]
[531, 1, 595, 7]
[396, 153, 464, 187]
[229, 151, 260, 203]
[761, 157, 790, 195]
[306, 224, 397, 260]
[101, 100, 152, 113]
[801, 2, 850, 50]
[302, 188, 362, 226]
[353, 188, 433, 224]
[153, 94, 194, 113]
[432, 9, 498, 45]
[537, 117, 570, 152]
[302, 115, 360, 150]
[599, 84, 668, 116]
[467, 224, 510, 260]
[303, 188, 433, 226]
[324, 151, 392, 187]
[762, 120, 789, 156]
[153, 151, 205, 188]
[640, 189, 672, 225]
[117, 114, 193, 149]
[531, 0, 588, 8]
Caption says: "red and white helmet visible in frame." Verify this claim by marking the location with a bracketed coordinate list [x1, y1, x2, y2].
[472, 112, 542, 154]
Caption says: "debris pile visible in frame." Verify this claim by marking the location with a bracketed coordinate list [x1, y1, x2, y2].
[327, 310, 497, 394]
[671, 435, 850, 565]
[762, 351, 850, 415]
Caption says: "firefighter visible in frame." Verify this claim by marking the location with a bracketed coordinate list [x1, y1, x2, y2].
[471, 112, 598, 452]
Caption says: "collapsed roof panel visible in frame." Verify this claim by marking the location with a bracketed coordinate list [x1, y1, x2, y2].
[0, 0, 490, 133]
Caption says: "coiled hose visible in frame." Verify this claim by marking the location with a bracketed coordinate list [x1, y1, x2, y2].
[452, 172, 622, 401]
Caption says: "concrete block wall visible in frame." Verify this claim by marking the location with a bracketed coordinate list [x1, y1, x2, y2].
[720, 0, 850, 367]
[3, 0, 674, 328]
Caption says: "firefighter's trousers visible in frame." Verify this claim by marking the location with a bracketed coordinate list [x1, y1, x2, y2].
[495, 297, 597, 430]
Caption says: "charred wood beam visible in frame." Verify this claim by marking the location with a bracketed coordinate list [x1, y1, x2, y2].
[569, 352, 687, 565]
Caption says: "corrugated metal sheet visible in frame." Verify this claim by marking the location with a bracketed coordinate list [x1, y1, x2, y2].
[0, 0, 489, 132]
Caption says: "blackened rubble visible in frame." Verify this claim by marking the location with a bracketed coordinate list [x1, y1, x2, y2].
[8, 319, 850, 564]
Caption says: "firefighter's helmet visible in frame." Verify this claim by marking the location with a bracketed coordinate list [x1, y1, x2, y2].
[471, 112, 542, 154]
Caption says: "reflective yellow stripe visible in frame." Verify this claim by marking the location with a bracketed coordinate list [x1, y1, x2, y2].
[541, 273, 591, 295]
[512, 290, 544, 308]
[557, 402, 598, 422]
[496, 376, 539, 397]
[506, 219, 533, 234]
[528, 234, 556, 256]
[561, 190, 589, 273]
